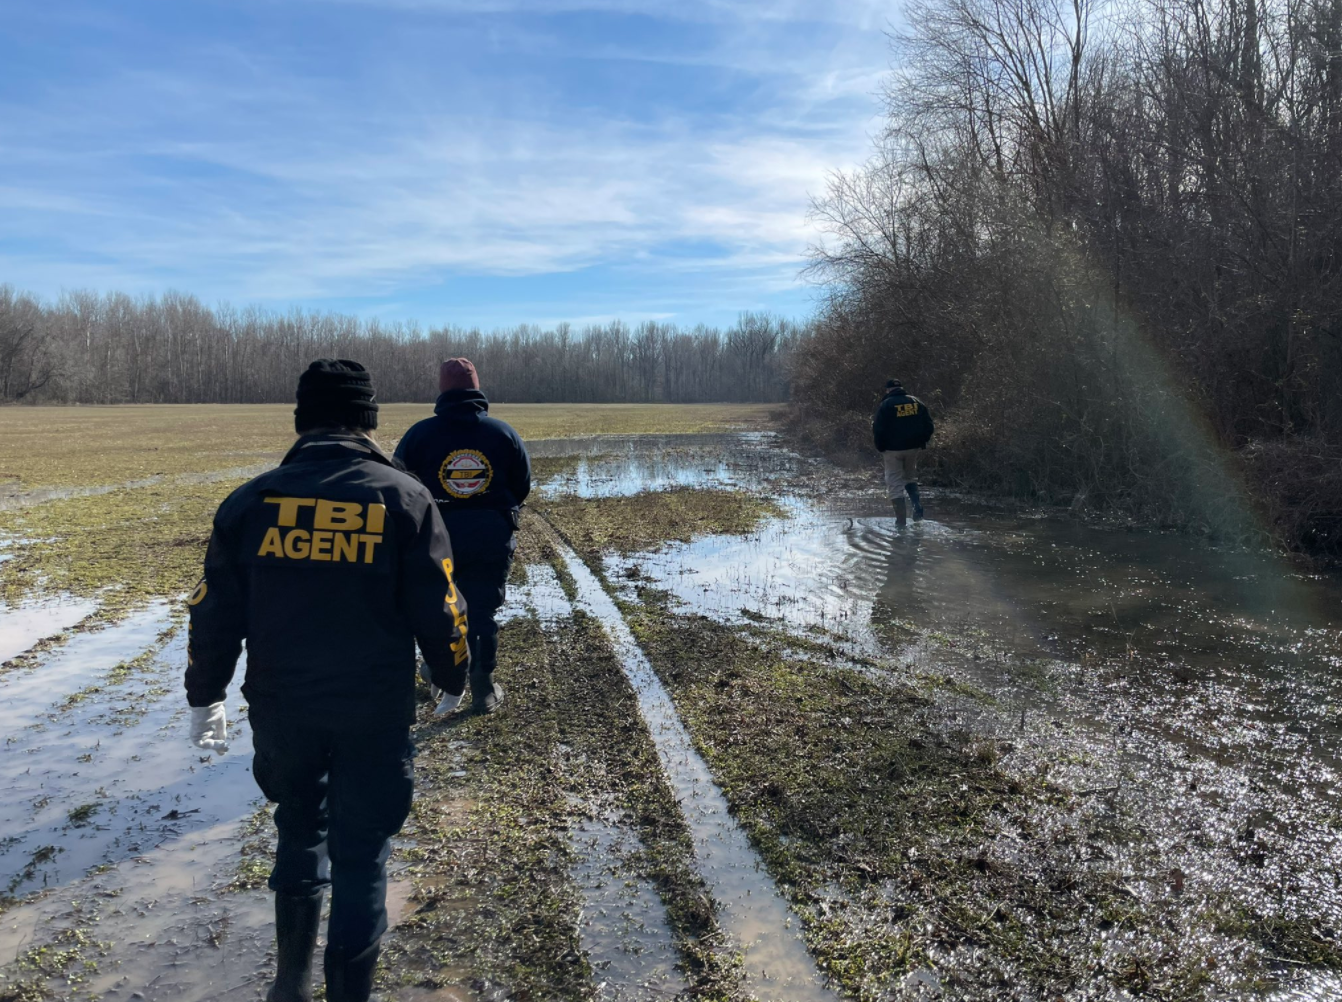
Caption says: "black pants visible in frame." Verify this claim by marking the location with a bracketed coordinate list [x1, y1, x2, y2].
[251, 705, 414, 956]
[443, 509, 516, 678]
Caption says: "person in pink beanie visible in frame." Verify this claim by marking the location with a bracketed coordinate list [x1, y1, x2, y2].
[395, 358, 531, 713]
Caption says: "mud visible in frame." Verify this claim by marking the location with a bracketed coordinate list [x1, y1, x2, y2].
[554, 536, 838, 1000]
[569, 815, 687, 1000]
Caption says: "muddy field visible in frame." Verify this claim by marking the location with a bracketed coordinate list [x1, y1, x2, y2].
[1, 408, 1340, 1001]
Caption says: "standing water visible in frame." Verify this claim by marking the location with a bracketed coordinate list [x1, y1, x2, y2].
[569, 434, 1342, 991]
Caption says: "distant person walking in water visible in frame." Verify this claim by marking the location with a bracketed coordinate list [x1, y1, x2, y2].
[873, 378, 934, 525]
[395, 358, 531, 713]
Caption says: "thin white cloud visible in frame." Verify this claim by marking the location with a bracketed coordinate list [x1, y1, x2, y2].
[300, 0, 894, 30]
[1, 1, 890, 317]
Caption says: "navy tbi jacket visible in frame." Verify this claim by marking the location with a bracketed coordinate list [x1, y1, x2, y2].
[394, 389, 531, 521]
[873, 388, 935, 452]
[185, 433, 470, 728]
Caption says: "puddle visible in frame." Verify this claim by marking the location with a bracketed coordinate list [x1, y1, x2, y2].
[0, 816, 274, 1001]
[553, 538, 837, 1001]
[0, 605, 260, 895]
[569, 816, 687, 1001]
[497, 562, 575, 627]
[0, 601, 170, 730]
[0, 596, 99, 664]
[533, 432, 797, 499]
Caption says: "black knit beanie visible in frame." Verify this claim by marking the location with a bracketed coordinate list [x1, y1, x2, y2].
[294, 359, 379, 433]
[886, 378, 903, 390]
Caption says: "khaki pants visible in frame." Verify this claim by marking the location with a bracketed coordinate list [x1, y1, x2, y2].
[883, 449, 920, 499]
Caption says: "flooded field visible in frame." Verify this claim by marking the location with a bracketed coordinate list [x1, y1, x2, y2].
[1, 418, 1339, 1000]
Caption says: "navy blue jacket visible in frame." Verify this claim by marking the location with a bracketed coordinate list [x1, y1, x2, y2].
[873, 389, 935, 452]
[394, 390, 532, 517]
[185, 433, 470, 728]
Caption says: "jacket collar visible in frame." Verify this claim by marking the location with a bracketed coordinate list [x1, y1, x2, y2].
[434, 388, 489, 418]
[280, 432, 396, 468]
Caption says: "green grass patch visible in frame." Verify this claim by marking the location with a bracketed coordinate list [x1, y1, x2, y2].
[0, 481, 235, 610]
[538, 487, 783, 559]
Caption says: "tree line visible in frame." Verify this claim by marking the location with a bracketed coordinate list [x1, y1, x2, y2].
[0, 286, 801, 405]
[798, 0, 1342, 554]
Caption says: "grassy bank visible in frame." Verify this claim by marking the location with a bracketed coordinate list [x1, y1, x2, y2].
[537, 487, 784, 556]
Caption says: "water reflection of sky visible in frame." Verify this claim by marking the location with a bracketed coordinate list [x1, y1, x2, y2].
[536, 432, 798, 499]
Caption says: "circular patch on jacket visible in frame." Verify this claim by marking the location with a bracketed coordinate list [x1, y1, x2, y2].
[438, 449, 494, 498]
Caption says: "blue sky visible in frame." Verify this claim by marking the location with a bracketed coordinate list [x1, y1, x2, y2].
[1, 1, 893, 329]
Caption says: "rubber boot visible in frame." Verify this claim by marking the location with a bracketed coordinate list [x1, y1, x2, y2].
[906, 483, 924, 521]
[266, 891, 323, 1002]
[892, 496, 907, 527]
[470, 669, 504, 714]
[324, 941, 381, 1002]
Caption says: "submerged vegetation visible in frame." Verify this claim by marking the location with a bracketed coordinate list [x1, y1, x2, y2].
[622, 587, 1342, 999]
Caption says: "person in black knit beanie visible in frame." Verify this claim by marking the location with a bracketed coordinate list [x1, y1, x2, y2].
[187, 358, 470, 1002]
[294, 359, 380, 433]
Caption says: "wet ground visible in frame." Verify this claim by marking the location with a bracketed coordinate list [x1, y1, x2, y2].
[554, 536, 837, 1001]
[2, 429, 1340, 999]
[571, 435, 1342, 998]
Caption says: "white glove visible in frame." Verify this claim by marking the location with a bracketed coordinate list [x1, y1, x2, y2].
[434, 691, 463, 717]
[190, 702, 229, 755]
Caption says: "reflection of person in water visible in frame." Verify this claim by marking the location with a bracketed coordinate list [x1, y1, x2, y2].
[843, 516, 927, 646]
[872, 378, 934, 526]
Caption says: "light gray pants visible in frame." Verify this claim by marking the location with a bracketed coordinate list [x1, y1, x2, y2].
[883, 450, 920, 499]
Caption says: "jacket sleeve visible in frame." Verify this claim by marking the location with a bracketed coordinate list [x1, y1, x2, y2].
[392, 423, 416, 466]
[400, 494, 471, 695]
[185, 499, 248, 707]
[510, 432, 532, 506]
[872, 403, 888, 452]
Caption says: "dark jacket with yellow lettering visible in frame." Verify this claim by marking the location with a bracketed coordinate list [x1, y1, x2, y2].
[394, 390, 531, 515]
[185, 433, 470, 728]
[873, 389, 935, 452]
